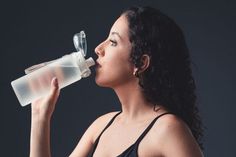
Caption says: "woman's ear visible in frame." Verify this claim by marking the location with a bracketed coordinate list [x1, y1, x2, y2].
[139, 54, 150, 73]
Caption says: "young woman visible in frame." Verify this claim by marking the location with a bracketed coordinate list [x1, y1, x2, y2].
[30, 6, 204, 157]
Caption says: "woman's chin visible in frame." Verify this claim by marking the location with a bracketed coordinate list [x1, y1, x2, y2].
[95, 77, 108, 87]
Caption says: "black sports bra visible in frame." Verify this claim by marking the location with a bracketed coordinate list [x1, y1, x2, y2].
[90, 111, 172, 157]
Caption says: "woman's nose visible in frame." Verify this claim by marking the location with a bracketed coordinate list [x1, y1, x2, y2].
[95, 41, 105, 56]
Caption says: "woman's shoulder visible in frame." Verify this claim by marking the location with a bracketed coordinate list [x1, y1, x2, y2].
[153, 113, 190, 133]
[89, 111, 121, 143]
[95, 111, 121, 123]
[92, 111, 121, 130]
[150, 113, 192, 142]
[68, 111, 120, 157]
[148, 113, 203, 156]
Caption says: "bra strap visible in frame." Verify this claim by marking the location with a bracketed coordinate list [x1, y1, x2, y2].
[135, 112, 172, 144]
[91, 111, 122, 155]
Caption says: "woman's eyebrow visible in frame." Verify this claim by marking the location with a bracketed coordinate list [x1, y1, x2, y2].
[111, 32, 122, 39]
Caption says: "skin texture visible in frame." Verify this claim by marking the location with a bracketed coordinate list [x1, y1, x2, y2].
[29, 15, 204, 157]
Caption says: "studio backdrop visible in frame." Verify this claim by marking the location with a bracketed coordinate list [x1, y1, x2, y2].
[1, 0, 236, 156]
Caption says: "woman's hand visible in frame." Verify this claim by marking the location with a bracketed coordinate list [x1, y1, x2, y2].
[31, 77, 60, 120]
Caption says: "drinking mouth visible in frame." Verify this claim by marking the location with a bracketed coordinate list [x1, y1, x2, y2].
[96, 61, 101, 67]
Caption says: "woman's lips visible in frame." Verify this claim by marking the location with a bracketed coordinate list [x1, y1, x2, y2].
[96, 60, 102, 68]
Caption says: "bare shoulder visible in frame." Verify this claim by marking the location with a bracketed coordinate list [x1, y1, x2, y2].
[153, 114, 191, 135]
[89, 111, 121, 142]
[149, 114, 191, 144]
[68, 111, 120, 157]
[149, 114, 203, 157]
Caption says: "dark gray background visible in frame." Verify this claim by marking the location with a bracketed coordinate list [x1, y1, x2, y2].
[1, 0, 235, 156]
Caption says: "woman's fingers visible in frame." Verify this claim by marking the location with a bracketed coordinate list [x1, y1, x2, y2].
[48, 77, 60, 104]
[31, 77, 61, 118]
[45, 77, 60, 106]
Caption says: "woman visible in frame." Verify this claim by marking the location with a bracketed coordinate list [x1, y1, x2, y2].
[30, 6, 204, 157]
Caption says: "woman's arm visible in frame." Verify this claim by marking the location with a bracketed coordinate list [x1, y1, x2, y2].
[29, 78, 60, 157]
[30, 113, 52, 157]
[29, 77, 116, 157]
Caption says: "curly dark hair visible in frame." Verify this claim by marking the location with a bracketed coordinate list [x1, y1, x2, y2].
[122, 6, 204, 149]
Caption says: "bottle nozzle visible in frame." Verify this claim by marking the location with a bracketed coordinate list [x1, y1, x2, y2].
[85, 57, 95, 67]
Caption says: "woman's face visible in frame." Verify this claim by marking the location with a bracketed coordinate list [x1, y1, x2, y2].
[94, 15, 135, 88]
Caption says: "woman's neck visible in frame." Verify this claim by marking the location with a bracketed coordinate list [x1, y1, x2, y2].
[113, 82, 156, 122]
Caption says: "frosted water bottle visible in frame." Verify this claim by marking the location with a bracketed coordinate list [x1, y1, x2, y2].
[11, 31, 95, 106]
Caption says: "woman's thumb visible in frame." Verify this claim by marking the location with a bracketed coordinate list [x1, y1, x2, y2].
[49, 77, 60, 101]
[52, 77, 59, 89]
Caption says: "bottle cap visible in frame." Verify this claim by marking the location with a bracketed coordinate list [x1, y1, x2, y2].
[73, 30, 87, 56]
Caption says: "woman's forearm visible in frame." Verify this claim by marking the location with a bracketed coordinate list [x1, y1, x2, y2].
[30, 115, 51, 157]
[29, 78, 60, 157]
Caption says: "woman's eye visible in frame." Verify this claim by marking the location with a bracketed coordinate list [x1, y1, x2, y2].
[109, 39, 117, 46]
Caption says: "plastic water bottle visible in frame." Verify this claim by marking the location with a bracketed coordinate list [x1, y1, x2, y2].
[11, 31, 95, 106]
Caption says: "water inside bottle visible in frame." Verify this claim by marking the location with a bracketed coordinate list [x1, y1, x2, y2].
[12, 64, 82, 106]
